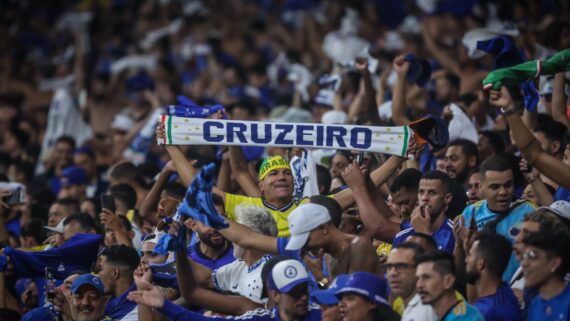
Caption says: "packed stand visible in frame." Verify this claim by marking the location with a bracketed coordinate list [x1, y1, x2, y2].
[0, 0, 570, 321]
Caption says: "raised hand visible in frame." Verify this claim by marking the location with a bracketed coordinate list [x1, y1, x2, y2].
[489, 86, 515, 109]
[127, 282, 165, 309]
[341, 162, 366, 188]
[393, 55, 410, 76]
[411, 206, 431, 234]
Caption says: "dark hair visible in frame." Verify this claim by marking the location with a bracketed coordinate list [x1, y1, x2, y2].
[446, 179, 468, 220]
[421, 171, 451, 194]
[524, 208, 570, 232]
[443, 72, 460, 91]
[406, 232, 438, 253]
[456, 93, 478, 108]
[417, 250, 456, 277]
[523, 228, 570, 278]
[473, 231, 512, 276]
[101, 245, 140, 271]
[480, 155, 513, 177]
[448, 139, 479, 166]
[108, 161, 145, 187]
[63, 213, 97, 233]
[109, 184, 137, 211]
[479, 131, 506, 156]
[392, 242, 426, 264]
[163, 181, 186, 200]
[316, 164, 332, 195]
[534, 119, 567, 153]
[309, 195, 342, 228]
[55, 136, 76, 149]
[390, 168, 422, 193]
[117, 215, 133, 232]
[20, 219, 47, 245]
[11, 161, 35, 185]
[53, 198, 81, 216]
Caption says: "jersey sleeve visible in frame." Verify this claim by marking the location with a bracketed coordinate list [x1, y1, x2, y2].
[211, 264, 233, 292]
[276, 237, 300, 258]
[224, 194, 250, 221]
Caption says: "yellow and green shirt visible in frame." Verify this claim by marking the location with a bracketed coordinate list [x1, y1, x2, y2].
[224, 193, 309, 237]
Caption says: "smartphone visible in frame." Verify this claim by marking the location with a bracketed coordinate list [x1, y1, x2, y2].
[0, 182, 26, 205]
[100, 194, 116, 212]
[356, 151, 365, 166]
[524, 164, 533, 173]
[45, 267, 56, 300]
[4, 188, 21, 205]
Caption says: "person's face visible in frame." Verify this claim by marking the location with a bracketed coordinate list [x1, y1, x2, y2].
[305, 227, 327, 252]
[445, 146, 472, 183]
[417, 179, 450, 220]
[480, 170, 514, 213]
[478, 135, 494, 160]
[393, 187, 418, 219]
[260, 168, 294, 201]
[339, 293, 375, 321]
[59, 184, 85, 201]
[140, 242, 167, 266]
[21, 281, 38, 308]
[48, 203, 66, 227]
[73, 153, 96, 180]
[80, 200, 97, 219]
[192, 220, 227, 250]
[61, 274, 80, 301]
[521, 185, 538, 205]
[464, 240, 482, 285]
[467, 172, 481, 204]
[330, 154, 349, 178]
[435, 77, 454, 104]
[435, 157, 446, 172]
[563, 145, 570, 167]
[230, 106, 252, 121]
[104, 228, 117, 247]
[521, 246, 562, 289]
[321, 304, 342, 321]
[275, 283, 309, 320]
[513, 221, 539, 262]
[534, 132, 557, 156]
[72, 286, 106, 321]
[386, 248, 417, 299]
[97, 256, 114, 295]
[416, 262, 451, 305]
[54, 141, 74, 168]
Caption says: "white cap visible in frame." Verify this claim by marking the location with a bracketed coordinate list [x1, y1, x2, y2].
[539, 201, 570, 221]
[268, 259, 310, 293]
[285, 204, 331, 251]
[111, 113, 136, 132]
[44, 219, 64, 234]
[321, 110, 347, 124]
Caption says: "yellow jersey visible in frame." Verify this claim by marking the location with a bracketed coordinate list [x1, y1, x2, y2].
[224, 194, 309, 237]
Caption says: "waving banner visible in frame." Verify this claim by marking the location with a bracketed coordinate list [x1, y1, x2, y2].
[158, 115, 411, 157]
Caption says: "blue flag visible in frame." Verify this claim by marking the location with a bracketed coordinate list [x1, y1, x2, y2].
[167, 95, 226, 119]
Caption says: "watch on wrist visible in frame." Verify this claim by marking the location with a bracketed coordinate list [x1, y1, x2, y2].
[500, 107, 520, 116]
[317, 278, 329, 289]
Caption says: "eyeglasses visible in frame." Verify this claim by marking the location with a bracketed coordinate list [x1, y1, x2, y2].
[383, 263, 416, 272]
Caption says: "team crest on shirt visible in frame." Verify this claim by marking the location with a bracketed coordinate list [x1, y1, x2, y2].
[508, 226, 520, 238]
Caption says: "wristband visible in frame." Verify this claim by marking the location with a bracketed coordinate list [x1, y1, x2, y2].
[501, 107, 521, 116]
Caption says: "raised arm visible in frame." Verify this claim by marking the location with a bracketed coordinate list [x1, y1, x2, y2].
[217, 221, 278, 254]
[140, 161, 177, 225]
[342, 163, 401, 242]
[391, 55, 411, 125]
[490, 86, 570, 188]
[551, 72, 570, 129]
[228, 147, 261, 197]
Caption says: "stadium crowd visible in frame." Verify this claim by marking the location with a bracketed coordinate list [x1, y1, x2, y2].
[0, 0, 569, 321]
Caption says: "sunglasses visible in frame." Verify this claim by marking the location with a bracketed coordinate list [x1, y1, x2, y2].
[383, 263, 416, 272]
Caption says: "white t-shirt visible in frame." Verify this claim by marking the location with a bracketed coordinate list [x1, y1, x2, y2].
[120, 306, 138, 321]
[402, 293, 438, 321]
[212, 255, 271, 304]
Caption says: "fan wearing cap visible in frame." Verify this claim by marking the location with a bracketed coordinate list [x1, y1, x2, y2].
[69, 274, 107, 321]
[58, 165, 89, 203]
[311, 274, 349, 321]
[128, 258, 322, 321]
[335, 272, 400, 321]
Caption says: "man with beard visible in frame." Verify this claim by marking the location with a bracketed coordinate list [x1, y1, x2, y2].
[70, 274, 107, 321]
[186, 218, 235, 271]
[392, 171, 455, 253]
[445, 139, 479, 186]
[466, 169, 481, 204]
[416, 251, 484, 321]
[464, 231, 522, 321]
[460, 156, 535, 281]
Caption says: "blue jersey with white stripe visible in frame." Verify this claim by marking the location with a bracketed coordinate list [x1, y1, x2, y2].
[461, 200, 535, 281]
[392, 218, 455, 252]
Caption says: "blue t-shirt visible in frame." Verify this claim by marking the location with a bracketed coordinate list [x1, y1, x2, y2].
[442, 300, 485, 321]
[474, 283, 523, 321]
[104, 284, 137, 320]
[527, 284, 570, 321]
[392, 218, 455, 253]
[187, 241, 236, 271]
[554, 186, 570, 202]
[462, 200, 535, 281]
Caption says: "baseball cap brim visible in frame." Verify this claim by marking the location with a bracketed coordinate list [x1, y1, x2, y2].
[44, 226, 64, 234]
[278, 277, 311, 294]
[312, 290, 339, 305]
[284, 232, 310, 251]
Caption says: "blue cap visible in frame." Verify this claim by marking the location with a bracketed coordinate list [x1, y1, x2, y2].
[268, 259, 311, 294]
[312, 274, 350, 305]
[335, 272, 388, 305]
[21, 307, 56, 321]
[71, 274, 104, 295]
[60, 166, 88, 186]
[404, 53, 432, 87]
[15, 278, 33, 300]
[125, 71, 154, 92]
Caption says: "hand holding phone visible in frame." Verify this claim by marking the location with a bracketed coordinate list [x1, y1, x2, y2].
[100, 194, 116, 213]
